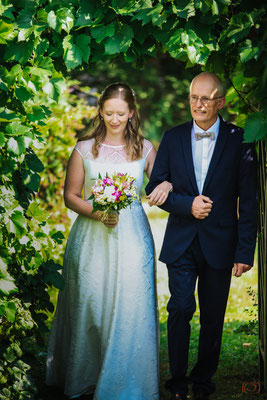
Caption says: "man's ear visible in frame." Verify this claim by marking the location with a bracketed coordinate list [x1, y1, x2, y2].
[217, 98, 226, 110]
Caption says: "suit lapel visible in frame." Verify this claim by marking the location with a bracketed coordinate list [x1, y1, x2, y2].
[202, 117, 229, 193]
[180, 121, 199, 195]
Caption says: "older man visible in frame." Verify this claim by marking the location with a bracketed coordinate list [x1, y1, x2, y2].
[146, 72, 258, 400]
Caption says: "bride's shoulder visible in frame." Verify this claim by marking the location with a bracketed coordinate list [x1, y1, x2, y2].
[142, 138, 154, 159]
[74, 138, 94, 159]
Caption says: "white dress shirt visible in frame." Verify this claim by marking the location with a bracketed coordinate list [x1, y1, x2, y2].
[191, 117, 220, 194]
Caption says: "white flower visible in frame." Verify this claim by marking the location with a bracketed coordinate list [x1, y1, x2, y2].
[103, 185, 116, 202]
[93, 185, 103, 194]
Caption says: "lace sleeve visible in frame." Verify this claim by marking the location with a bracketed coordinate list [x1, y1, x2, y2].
[142, 139, 154, 159]
[74, 139, 94, 160]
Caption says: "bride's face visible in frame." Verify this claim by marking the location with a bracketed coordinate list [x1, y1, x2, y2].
[100, 98, 134, 138]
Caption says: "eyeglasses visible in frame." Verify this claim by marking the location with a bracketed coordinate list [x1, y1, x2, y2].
[188, 95, 223, 105]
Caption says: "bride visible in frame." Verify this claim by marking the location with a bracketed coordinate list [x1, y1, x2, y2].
[46, 82, 172, 399]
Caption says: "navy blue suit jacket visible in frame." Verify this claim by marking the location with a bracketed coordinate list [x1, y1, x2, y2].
[145, 116, 258, 269]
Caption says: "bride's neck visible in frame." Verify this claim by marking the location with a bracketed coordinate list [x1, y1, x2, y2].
[103, 133, 125, 146]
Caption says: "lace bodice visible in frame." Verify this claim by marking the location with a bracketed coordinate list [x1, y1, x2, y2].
[75, 138, 153, 163]
[74, 138, 153, 200]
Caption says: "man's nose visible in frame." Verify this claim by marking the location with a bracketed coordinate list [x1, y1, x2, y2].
[196, 97, 203, 107]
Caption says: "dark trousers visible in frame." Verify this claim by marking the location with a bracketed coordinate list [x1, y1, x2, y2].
[166, 235, 232, 396]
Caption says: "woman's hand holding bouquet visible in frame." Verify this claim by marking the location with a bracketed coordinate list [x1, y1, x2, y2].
[89, 172, 139, 228]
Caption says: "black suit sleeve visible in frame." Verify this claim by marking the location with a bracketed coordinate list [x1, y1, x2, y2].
[234, 142, 258, 266]
[145, 131, 195, 217]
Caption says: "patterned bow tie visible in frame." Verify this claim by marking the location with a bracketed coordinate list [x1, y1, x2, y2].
[195, 131, 215, 141]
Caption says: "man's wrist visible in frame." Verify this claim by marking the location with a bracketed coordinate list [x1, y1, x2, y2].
[168, 182, 173, 192]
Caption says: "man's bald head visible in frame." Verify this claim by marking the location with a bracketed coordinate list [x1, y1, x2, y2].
[190, 72, 226, 98]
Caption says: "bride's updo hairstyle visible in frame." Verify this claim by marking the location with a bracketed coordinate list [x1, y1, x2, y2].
[82, 82, 144, 161]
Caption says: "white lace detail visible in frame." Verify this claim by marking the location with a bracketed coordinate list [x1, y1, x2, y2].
[74, 138, 153, 164]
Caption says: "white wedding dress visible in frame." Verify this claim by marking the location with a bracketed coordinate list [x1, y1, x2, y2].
[46, 139, 159, 400]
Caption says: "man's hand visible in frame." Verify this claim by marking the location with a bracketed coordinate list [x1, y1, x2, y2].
[191, 195, 213, 219]
[233, 263, 252, 277]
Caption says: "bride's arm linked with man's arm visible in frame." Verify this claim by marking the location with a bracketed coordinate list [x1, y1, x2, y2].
[145, 143, 173, 206]
[145, 131, 213, 219]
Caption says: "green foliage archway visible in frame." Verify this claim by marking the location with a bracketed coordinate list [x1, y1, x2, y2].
[0, 0, 266, 397]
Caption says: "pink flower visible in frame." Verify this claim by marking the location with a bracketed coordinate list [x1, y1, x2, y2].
[103, 178, 114, 186]
[114, 190, 121, 201]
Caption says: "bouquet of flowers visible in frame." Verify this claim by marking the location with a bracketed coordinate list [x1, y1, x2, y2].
[89, 172, 139, 218]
